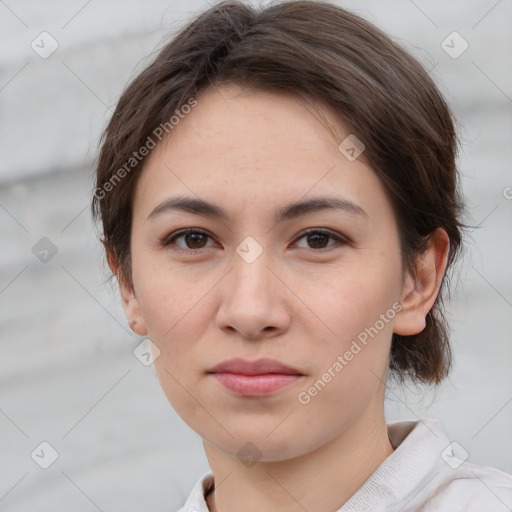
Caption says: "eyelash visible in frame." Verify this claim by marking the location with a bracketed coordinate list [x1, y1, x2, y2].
[160, 228, 349, 254]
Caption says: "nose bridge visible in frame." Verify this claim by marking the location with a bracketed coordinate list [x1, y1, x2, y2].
[216, 236, 290, 338]
[231, 237, 273, 299]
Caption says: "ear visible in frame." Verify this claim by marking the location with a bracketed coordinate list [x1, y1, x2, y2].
[107, 250, 148, 336]
[393, 228, 450, 336]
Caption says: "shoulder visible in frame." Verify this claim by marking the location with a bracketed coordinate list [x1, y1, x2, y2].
[425, 460, 512, 511]
[382, 418, 512, 512]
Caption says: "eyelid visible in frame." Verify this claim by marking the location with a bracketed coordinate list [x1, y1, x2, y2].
[160, 228, 215, 250]
[292, 228, 352, 252]
[160, 227, 350, 253]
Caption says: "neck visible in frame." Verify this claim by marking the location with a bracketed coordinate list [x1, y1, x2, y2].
[203, 409, 394, 512]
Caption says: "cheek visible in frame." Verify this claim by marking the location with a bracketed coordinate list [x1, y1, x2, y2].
[138, 277, 204, 357]
[139, 274, 211, 419]
[292, 274, 398, 432]
[307, 252, 400, 323]
[131, 242, 203, 334]
[301, 254, 401, 372]
[132, 257, 216, 384]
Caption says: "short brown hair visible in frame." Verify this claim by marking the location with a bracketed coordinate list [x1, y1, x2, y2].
[91, 0, 465, 386]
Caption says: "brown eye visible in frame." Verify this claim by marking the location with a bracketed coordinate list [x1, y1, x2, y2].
[306, 232, 330, 249]
[295, 229, 348, 251]
[162, 228, 215, 252]
[161, 228, 348, 254]
[184, 232, 208, 249]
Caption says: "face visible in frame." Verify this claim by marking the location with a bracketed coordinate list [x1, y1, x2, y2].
[121, 84, 411, 461]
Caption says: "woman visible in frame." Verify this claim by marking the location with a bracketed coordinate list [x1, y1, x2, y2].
[91, 1, 512, 510]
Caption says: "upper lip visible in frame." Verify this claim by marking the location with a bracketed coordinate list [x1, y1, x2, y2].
[208, 357, 303, 375]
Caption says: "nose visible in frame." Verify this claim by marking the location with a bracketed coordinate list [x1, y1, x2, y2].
[216, 249, 291, 340]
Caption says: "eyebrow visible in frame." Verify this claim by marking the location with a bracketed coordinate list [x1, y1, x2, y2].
[146, 194, 368, 223]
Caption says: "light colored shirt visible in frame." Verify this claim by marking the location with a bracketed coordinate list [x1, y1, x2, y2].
[175, 418, 512, 511]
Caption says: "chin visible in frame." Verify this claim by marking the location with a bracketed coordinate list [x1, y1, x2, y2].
[202, 424, 320, 464]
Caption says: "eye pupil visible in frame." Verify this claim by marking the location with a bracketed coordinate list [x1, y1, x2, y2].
[308, 232, 329, 248]
[186, 233, 207, 248]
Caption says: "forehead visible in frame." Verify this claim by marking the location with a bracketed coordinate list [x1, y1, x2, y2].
[161, 85, 346, 170]
[133, 84, 392, 225]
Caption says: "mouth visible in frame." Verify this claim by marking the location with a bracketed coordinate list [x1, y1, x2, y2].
[207, 357, 305, 396]
[207, 357, 304, 375]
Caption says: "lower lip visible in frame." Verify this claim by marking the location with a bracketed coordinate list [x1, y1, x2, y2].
[211, 373, 302, 396]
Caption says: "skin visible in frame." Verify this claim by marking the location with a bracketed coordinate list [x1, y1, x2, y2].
[110, 84, 450, 512]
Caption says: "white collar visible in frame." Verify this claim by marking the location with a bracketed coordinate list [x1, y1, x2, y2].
[176, 418, 503, 512]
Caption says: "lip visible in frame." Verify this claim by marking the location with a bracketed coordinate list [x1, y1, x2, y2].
[207, 358, 305, 397]
[207, 357, 303, 376]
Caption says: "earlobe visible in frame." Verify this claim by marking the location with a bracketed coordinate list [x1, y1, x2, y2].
[107, 250, 148, 336]
[119, 280, 148, 336]
[393, 228, 450, 336]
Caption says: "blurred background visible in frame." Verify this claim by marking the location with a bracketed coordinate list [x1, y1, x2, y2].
[1, 0, 511, 510]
